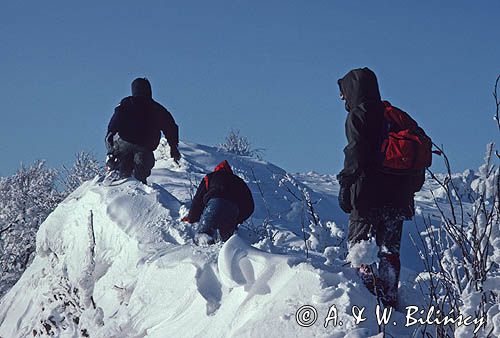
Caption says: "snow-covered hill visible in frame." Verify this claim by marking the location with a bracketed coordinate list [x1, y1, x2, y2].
[0, 141, 495, 337]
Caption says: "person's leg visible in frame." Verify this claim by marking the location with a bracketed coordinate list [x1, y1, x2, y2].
[133, 150, 155, 184]
[348, 217, 380, 294]
[347, 217, 374, 244]
[215, 199, 239, 241]
[113, 138, 134, 178]
[198, 198, 239, 242]
[375, 217, 403, 307]
[199, 200, 218, 238]
[119, 153, 134, 178]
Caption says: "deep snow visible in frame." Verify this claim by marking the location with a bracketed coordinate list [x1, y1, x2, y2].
[0, 140, 496, 337]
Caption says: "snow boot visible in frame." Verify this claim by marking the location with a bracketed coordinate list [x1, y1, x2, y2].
[358, 264, 384, 297]
[378, 252, 401, 308]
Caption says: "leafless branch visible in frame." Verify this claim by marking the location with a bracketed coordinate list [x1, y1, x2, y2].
[493, 74, 500, 132]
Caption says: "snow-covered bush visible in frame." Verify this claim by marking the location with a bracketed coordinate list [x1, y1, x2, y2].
[154, 138, 175, 162]
[416, 145, 499, 338]
[61, 151, 103, 194]
[278, 173, 332, 255]
[0, 161, 62, 298]
[218, 129, 261, 158]
[414, 76, 500, 337]
[431, 169, 479, 203]
[0, 152, 102, 299]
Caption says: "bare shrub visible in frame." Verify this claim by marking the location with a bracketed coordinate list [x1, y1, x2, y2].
[218, 129, 263, 158]
[412, 76, 500, 338]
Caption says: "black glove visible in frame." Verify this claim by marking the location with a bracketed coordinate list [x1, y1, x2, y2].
[105, 153, 120, 172]
[170, 145, 181, 163]
[338, 184, 353, 214]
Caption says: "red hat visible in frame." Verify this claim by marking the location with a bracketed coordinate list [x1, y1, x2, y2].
[214, 160, 233, 174]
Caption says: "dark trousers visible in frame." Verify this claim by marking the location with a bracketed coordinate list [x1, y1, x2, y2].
[200, 198, 239, 241]
[111, 137, 155, 184]
[348, 216, 403, 255]
[348, 215, 403, 306]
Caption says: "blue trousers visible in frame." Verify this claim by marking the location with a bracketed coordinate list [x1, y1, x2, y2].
[200, 198, 239, 241]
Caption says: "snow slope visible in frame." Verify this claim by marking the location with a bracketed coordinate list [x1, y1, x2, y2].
[0, 140, 494, 337]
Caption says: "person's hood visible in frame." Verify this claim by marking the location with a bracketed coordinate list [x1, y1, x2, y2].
[131, 78, 152, 98]
[337, 67, 381, 112]
[214, 160, 233, 174]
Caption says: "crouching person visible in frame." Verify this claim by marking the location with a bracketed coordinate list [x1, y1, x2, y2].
[105, 77, 181, 184]
[182, 160, 254, 244]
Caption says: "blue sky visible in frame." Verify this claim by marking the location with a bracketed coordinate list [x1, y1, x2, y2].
[1, 1, 499, 176]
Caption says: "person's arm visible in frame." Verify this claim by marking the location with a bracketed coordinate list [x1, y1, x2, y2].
[157, 103, 180, 161]
[337, 110, 368, 186]
[336, 110, 368, 213]
[105, 105, 122, 152]
[186, 177, 208, 223]
[164, 113, 179, 148]
[156, 104, 179, 147]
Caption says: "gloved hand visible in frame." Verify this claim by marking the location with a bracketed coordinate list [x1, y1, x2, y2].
[170, 145, 181, 164]
[338, 184, 353, 214]
[105, 153, 120, 172]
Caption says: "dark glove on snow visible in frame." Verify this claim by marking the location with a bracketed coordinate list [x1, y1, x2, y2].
[105, 153, 120, 172]
[338, 184, 353, 214]
[170, 146, 181, 163]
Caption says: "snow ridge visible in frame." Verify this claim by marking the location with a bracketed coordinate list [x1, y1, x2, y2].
[0, 141, 496, 337]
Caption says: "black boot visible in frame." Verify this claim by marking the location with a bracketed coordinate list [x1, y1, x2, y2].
[378, 252, 401, 307]
[358, 264, 384, 297]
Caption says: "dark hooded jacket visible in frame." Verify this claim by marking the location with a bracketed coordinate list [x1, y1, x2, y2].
[106, 78, 179, 151]
[187, 160, 255, 224]
[337, 68, 416, 219]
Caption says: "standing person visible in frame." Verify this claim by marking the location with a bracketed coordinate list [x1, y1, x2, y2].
[182, 160, 254, 244]
[336, 67, 424, 307]
[105, 77, 181, 184]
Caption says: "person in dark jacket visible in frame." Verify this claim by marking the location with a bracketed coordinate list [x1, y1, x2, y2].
[337, 67, 419, 307]
[182, 160, 254, 244]
[105, 78, 180, 184]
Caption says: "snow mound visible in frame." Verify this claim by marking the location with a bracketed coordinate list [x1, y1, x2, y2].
[0, 141, 495, 337]
[0, 177, 362, 337]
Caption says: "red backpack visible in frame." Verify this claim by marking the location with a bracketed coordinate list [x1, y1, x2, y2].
[380, 101, 432, 173]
